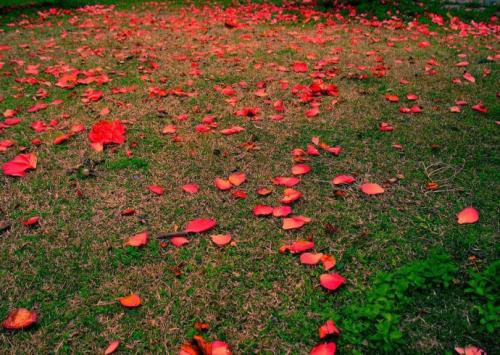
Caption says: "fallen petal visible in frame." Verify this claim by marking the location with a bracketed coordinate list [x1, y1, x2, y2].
[360, 183, 384, 195]
[457, 207, 479, 224]
[211, 234, 232, 247]
[2, 308, 37, 330]
[185, 218, 217, 233]
[118, 294, 141, 308]
[320, 273, 346, 291]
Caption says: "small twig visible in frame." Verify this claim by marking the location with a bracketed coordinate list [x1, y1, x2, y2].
[157, 231, 190, 239]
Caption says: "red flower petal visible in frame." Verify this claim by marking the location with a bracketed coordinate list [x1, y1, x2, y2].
[282, 215, 311, 230]
[232, 190, 247, 199]
[310, 342, 336, 355]
[457, 207, 479, 224]
[221, 126, 245, 135]
[53, 133, 71, 145]
[472, 103, 488, 113]
[319, 320, 340, 339]
[360, 183, 384, 195]
[2, 308, 37, 330]
[182, 183, 199, 194]
[320, 273, 346, 291]
[292, 164, 311, 175]
[171, 237, 190, 247]
[125, 231, 148, 247]
[70, 123, 85, 134]
[290, 240, 314, 253]
[118, 294, 141, 308]
[454, 346, 487, 355]
[253, 205, 274, 216]
[256, 187, 273, 196]
[185, 218, 217, 233]
[292, 62, 308, 73]
[148, 185, 165, 195]
[273, 205, 292, 217]
[281, 188, 302, 204]
[228, 172, 246, 186]
[88, 120, 126, 146]
[121, 208, 136, 216]
[104, 340, 120, 355]
[22, 216, 40, 226]
[385, 94, 399, 102]
[325, 146, 342, 156]
[300, 252, 323, 265]
[379, 122, 393, 132]
[211, 340, 232, 355]
[162, 124, 177, 135]
[211, 234, 232, 247]
[321, 255, 336, 271]
[2, 153, 37, 177]
[215, 177, 233, 191]
[271, 176, 300, 187]
[307, 144, 320, 156]
[463, 72, 475, 83]
[332, 175, 355, 185]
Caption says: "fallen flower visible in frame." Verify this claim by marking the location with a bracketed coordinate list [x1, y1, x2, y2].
[2, 153, 37, 177]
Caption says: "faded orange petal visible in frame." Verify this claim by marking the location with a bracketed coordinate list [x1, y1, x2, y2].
[292, 164, 311, 175]
[212, 340, 232, 355]
[215, 177, 233, 191]
[256, 187, 273, 196]
[2, 308, 37, 330]
[300, 252, 323, 265]
[290, 240, 314, 254]
[332, 175, 355, 185]
[125, 231, 148, 247]
[104, 340, 120, 355]
[282, 215, 311, 230]
[211, 234, 232, 247]
[321, 255, 336, 271]
[171, 237, 190, 247]
[360, 183, 384, 195]
[118, 294, 141, 308]
[228, 172, 246, 186]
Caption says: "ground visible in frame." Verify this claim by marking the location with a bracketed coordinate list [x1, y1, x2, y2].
[0, 1, 498, 354]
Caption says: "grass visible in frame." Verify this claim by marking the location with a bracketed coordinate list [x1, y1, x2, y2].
[0, 0, 498, 354]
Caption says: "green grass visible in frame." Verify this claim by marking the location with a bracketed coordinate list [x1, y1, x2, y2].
[0, 0, 498, 354]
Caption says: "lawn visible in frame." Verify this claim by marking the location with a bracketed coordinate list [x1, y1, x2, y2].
[0, 1, 498, 354]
